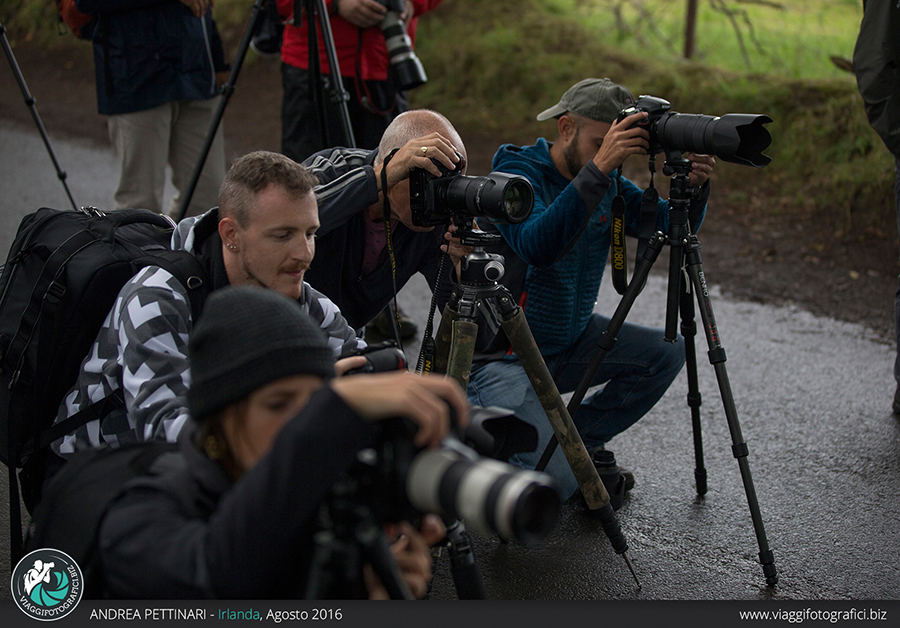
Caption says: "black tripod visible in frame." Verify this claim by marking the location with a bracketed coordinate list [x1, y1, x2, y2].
[539, 156, 778, 587]
[175, 0, 355, 221]
[1, 22, 78, 210]
[431, 229, 640, 587]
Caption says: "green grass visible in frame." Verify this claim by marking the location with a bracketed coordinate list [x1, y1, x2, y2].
[557, 0, 862, 80]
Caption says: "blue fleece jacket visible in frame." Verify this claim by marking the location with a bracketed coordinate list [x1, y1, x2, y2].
[492, 138, 708, 355]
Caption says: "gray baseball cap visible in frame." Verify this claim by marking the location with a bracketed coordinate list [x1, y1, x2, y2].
[536, 78, 635, 124]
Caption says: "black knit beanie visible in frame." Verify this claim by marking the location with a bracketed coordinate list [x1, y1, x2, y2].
[188, 285, 335, 421]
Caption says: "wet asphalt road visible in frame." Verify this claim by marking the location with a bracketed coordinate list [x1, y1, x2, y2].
[1, 121, 898, 602]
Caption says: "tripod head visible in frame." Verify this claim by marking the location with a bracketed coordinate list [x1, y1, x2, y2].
[458, 246, 506, 286]
[450, 227, 516, 334]
[662, 152, 694, 178]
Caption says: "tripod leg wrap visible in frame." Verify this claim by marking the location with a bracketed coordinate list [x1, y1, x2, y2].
[446, 320, 477, 390]
[500, 308, 612, 509]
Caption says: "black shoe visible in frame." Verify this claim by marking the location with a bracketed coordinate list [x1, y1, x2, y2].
[590, 448, 634, 511]
[893, 384, 900, 415]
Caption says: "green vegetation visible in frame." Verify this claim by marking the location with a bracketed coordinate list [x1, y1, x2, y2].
[557, 0, 862, 80]
[409, 0, 893, 238]
[2, 0, 893, 238]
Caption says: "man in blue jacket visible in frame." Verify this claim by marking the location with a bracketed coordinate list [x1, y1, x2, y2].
[467, 78, 716, 502]
[75, 0, 229, 218]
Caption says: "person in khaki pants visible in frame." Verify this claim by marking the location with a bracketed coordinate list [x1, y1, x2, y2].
[75, 0, 230, 218]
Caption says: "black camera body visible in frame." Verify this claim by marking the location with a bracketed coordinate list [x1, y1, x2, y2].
[409, 156, 535, 229]
[617, 95, 673, 157]
[342, 341, 408, 375]
[617, 95, 773, 168]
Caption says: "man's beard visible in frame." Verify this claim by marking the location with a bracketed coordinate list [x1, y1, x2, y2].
[563, 132, 585, 179]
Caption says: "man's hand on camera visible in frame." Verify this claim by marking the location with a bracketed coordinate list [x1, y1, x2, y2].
[338, 0, 387, 29]
[375, 132, 461, 191]
[329, 372, 469, 448]
[401, 0, 414, 23]
[335, 355, 368, 376]
[593, 111, 651, 175]
[686, 152, 716, 187]
[441, 223, 473, 280]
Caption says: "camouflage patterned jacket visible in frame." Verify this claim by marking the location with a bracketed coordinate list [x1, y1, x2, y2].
[52, 209, 364, 456]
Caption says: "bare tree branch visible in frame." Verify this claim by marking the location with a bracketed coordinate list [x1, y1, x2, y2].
[735, 0, 784, 9]
[708, 0, 778, 69]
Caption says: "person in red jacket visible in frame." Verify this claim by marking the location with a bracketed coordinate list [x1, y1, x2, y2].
[277, 0, 443, 163]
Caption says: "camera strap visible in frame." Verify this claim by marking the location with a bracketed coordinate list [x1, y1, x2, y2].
[379, 148, 404, 350]
[611, 169, 659, 295]
[415, 252, 447, 375]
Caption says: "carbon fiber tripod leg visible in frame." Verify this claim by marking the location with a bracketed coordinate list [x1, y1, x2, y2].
[683, 235, 777, 586]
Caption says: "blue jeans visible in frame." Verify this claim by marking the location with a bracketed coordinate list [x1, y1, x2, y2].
[467, 313, 685, 499]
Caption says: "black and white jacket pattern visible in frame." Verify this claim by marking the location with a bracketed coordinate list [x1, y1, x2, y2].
[52, 209, 365, 456]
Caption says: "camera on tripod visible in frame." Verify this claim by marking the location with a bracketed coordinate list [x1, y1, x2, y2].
[377, 0, 427, 91]
[409, 155, 536, 229]
[617, 95, 772, 168]
[356, 408, 560, 546]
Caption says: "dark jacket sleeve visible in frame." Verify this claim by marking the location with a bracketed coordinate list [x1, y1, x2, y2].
[854, 1, 900, 158]
[99, 387, 374, 599]
[305, 148, 380, 237]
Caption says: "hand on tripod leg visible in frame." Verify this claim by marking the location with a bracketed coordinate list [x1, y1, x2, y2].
[306, 479, 415, 600]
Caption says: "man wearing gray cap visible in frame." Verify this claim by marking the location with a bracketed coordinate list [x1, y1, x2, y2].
[466, 78, 716, 504]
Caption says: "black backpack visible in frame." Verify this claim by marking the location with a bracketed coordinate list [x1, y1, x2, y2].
[0, 207, 210, 565]
[24, 441, 212, 598]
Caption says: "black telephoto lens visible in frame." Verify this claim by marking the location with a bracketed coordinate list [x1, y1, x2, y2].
[656, 111, 773, 167]
[439, 173, 534, 224]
